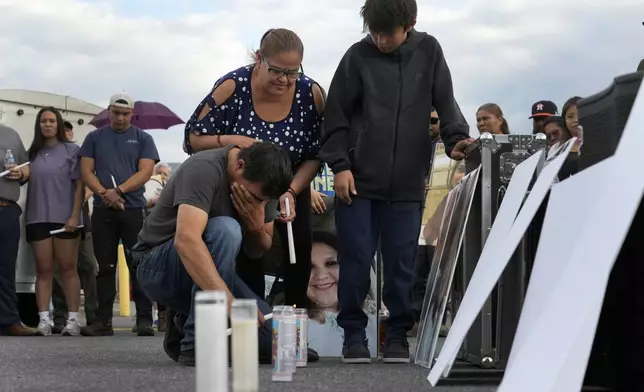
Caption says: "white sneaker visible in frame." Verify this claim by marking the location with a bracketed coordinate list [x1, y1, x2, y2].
[37, 320, 52, 336]
[62, 319, 81, 336]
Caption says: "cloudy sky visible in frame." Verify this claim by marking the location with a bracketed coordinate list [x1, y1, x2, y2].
[0, 0, 641, 162]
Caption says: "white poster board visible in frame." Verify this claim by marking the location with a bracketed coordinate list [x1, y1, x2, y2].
[499, 83, 644, 391]
[428, 140, 575, 385]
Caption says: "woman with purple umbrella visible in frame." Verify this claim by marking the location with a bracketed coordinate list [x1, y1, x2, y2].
[183, 28, 325, 311]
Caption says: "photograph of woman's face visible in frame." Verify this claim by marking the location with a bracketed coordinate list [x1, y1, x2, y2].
[307, 241, 339, 311]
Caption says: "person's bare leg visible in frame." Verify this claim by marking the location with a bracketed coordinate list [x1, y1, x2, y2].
[54, 236, 81, 335]
[54, 237, 81, 311]
[31, 238, 55, 336]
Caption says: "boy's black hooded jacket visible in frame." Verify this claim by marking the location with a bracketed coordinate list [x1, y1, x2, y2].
[319, 30, 470, 202]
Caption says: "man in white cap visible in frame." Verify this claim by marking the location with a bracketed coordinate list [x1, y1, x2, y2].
[79, 92, 160, 336]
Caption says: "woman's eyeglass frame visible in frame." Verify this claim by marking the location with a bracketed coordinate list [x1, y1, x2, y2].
[262, 57, 303, 80]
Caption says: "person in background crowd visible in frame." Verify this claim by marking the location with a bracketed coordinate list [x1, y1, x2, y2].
[411, 108, 442, 336]
[79, 92, 160, 337]
[141, 161, 171, 332]
[154, 162, 170, 182]
[0, 124, 40, 336]
[132, 143, 296, 366]
[24, 107, 84, 336]
[550, 96, 584, 179]
[562, 96, 583, 145]
[529, 100, 557, 134]
[144, 162, 170, 211]
[543, 116, 567, 148]
[51, 120, 98, 333]
[320, 0, 472, 364]
[429, 107, 441, 142]
[476, 103, 510, 135]
[183, 28, 325, 309]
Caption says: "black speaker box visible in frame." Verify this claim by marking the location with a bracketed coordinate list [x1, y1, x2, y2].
[577, 72, 643, 171]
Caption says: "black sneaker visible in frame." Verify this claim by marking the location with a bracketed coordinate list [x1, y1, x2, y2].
[341, 340, 371, 364]
[80, 322, 114, 336]
[307, 347, 319, 363]
[178, 348, 195, 367]
[51, 322, 65, 335]
[382, 338, 410, 364]
[136, 318, 155, 337]
[163, 311, 182, 362]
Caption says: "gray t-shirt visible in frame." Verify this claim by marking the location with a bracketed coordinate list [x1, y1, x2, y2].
[0, 124, 28, 203]
[25, 142, 81, 225]
[132, 146, 278, 259]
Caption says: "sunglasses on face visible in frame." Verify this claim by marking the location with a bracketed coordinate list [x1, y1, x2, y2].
[263, 57, 303, 80]
[430, 117, 439, 125]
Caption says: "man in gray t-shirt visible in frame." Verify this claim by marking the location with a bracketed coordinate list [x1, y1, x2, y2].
[133, 142, 292, 367]
[0, 124, 40, 336]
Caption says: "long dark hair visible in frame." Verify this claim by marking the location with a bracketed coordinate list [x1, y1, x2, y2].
[562, 96, 582, 138]
[28, 107, 67, 161]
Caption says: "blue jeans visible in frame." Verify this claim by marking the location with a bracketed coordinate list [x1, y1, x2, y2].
[336, 196, 421, 343]
[136, 216, 272, 353]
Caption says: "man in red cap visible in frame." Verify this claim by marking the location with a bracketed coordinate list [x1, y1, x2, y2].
[530, 100, 558, 134]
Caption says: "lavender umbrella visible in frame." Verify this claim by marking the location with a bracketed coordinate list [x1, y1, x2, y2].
[89, 101, 184, 130]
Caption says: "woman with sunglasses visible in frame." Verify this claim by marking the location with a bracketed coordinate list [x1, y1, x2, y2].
[183, 28, 325, 310]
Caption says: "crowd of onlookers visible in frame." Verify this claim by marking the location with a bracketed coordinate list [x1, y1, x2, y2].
[0, 95, 165, 337]
[0, 91, 583, 339]
[0, 0, 623, 368]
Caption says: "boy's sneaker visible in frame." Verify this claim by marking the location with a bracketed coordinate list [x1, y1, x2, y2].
[341, 340, 371, 364]
[36, 320, 52, 336]
[62, 319, 81, 336]
[382, 338, 411, 363]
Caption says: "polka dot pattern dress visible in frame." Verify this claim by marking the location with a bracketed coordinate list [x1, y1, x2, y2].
[184, 65, 322, 169]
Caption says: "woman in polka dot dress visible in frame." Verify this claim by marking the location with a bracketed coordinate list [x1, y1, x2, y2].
[183, 28, 325, 309]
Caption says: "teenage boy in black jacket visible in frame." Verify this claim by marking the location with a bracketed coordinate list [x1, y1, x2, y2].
[320, 0, 474, 364]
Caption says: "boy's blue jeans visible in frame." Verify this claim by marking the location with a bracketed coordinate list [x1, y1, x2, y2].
[336, 196, 422, 344]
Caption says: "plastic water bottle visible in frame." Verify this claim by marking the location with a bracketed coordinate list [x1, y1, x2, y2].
[4, 149, 15, 169]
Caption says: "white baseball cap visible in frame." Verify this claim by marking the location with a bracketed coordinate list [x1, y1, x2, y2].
[109, 92, 135, 109]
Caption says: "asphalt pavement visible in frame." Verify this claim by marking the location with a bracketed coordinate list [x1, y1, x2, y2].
[0, 306, 498, 392]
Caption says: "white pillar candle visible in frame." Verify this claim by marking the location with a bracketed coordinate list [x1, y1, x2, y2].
[195, 291, 228, 392]
[231, 299, 259, 392]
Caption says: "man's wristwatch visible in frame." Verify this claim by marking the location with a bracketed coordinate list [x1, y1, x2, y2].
[116, 187, 125, 198]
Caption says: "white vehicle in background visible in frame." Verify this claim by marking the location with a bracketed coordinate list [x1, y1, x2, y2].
[0, 89, 103, 326]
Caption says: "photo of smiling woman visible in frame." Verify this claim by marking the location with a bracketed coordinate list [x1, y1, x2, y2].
[307, 230, 378, 357]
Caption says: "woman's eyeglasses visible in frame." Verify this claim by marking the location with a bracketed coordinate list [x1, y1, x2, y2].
[263, 57, 303, 80]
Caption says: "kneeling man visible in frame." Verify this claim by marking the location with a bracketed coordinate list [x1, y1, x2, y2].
[132, 142, 289, 366]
